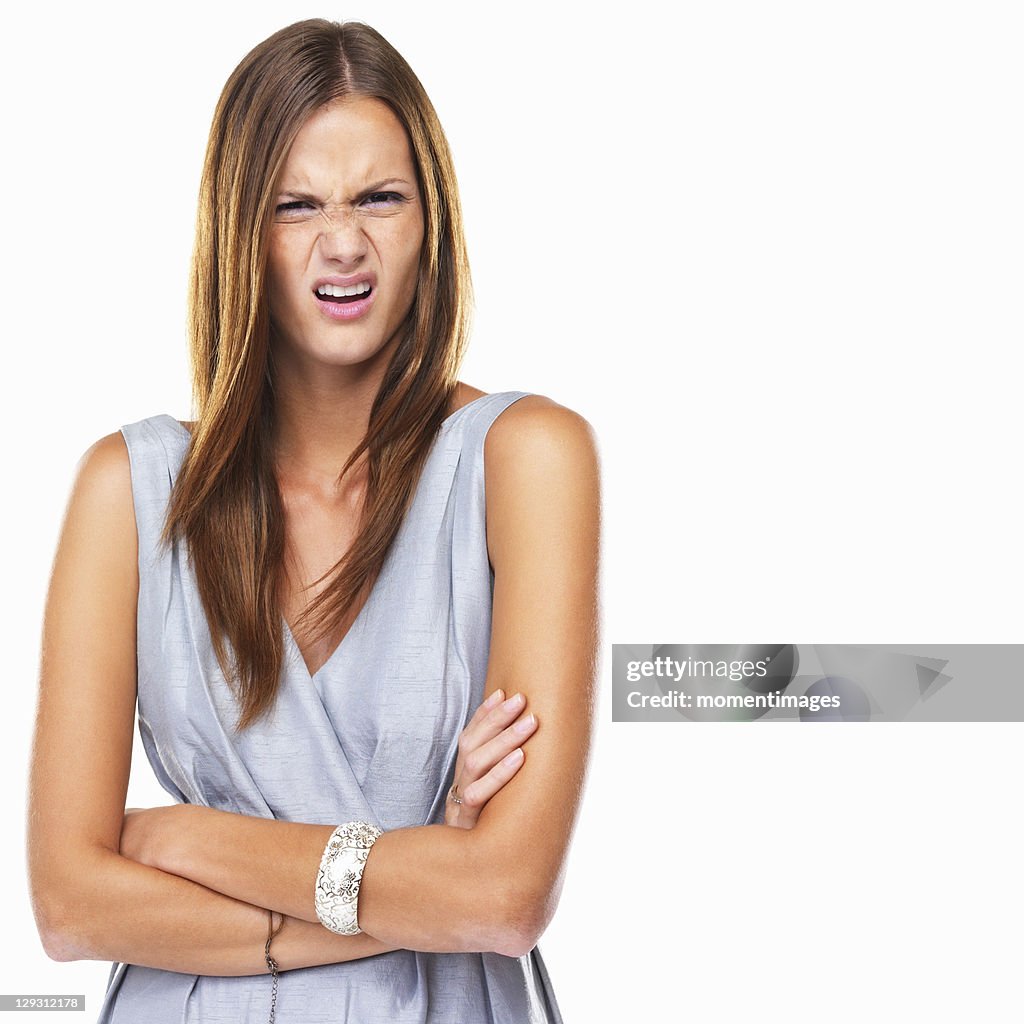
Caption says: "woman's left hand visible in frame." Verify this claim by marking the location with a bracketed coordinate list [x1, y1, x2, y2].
[445, 689, 538, 830]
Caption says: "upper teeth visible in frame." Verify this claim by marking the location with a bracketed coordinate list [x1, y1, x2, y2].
[317, 282, 371, 298]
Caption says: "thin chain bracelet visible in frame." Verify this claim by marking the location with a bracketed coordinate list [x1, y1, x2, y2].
[265, 910, 284, 1024]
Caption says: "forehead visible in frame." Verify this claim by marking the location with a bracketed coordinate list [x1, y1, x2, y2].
[278, 96, 416, 191]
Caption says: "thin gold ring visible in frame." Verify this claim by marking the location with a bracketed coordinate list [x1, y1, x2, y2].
[448, 783, 464, 805]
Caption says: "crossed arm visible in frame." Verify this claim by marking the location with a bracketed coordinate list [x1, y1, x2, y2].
[27, 396, 600, 974]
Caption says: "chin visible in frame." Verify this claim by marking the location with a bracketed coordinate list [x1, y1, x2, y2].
[303, 332, 400, 370]
[271, 306, 407, 371]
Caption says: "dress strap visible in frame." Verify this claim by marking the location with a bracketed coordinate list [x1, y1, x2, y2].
[118, 414, 188, 576]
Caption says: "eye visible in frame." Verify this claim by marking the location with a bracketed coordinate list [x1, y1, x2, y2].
[361, 191, 405, 208]
[275, 200, 313, 215]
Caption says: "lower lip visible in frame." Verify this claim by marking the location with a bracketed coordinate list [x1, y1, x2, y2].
[314, 287, 375, 321]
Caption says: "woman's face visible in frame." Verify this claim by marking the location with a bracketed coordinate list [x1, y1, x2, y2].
[266, 95, 425, 378]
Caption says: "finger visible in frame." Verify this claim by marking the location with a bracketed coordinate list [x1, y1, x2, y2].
[462, 748, 526, 808]
[467, 689, 505, 726]
[459, 692, 528, 756]
[455, 690, 507, 760]
[445, 743, 527, 829]
[445, 778, 484, 829]
[467, 692, 523, 742]
[459, 713, 537, 788]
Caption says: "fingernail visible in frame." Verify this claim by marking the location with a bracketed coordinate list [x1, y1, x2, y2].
[485, 689, 504, 708]
[503, 693, 524, 711]
[503, 748, 524, 767]
[514, 713, 536, 735]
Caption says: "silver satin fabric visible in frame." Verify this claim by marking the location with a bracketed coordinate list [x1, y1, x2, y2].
[96, 390, 564, 1024]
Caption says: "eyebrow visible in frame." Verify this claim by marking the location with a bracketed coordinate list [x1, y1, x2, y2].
[277, 177, 415, 199]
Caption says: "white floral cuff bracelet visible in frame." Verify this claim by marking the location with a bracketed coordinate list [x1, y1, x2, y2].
[313, 820, 383, 936]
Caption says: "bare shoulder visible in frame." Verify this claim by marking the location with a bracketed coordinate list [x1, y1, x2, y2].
[484, 394, 600, 479]
[483, 395, 601, 567]
[65, 431, 135, 529]
[49, 431, 138, 592]
[76, 429, 131, 481]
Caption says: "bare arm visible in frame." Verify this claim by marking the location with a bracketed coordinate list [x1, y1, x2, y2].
[26, 433, 399, 973]
[110, 397, 601, 957]
[362, 398, 599, 954]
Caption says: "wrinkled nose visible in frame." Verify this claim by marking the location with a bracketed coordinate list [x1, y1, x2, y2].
[317, 208, 368, 265]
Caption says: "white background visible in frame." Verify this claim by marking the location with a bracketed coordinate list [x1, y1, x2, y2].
[3, 1, 1022, 1021]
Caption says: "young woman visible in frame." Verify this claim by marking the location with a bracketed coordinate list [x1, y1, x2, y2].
[27, 19, 599, 1023]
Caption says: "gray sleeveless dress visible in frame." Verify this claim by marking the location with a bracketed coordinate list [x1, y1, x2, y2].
[96, 391, 564, 1024]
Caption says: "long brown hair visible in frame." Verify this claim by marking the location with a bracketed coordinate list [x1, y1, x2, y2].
[160, 19, 473, 731]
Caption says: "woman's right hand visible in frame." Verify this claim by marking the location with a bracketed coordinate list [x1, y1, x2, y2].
[445, 689, 538, 829]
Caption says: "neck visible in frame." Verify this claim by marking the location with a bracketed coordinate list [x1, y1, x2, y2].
[268, 357, 384, 499]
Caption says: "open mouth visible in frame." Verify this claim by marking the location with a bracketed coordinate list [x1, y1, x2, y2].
[315, 283, 373, 304]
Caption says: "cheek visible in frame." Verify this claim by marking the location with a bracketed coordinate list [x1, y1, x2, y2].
[265, 267, 287, 319]
[265, 243, 284, 307]
[266, 235, 306, 303]
[387, 221, 425, 291]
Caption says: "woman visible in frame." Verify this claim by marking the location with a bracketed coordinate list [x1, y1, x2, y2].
[27, 18, 599, 1024]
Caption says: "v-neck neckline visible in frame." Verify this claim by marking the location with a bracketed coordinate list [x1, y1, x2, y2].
[163, 391, 496, 686]
[281, 599, 369, 685]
